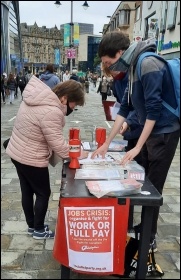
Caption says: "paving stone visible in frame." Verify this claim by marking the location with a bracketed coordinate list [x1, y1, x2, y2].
[158, 225, 180, 239]
[1, 163, 14, 169]
[23, 251, 60, 270]
[37, 270, 62, 279]
[2, 192, 21, 202]
[157, 240, 180, 252]
[159, 213, 180, 224]
[44, 239, 55, 251]
[161, 271, 180, 279]
[9, 235, 44, 250]
[53, 193, 60, 201]
[167, 204, 180, 213]
[2, 221, 28, 234]
[10, 201, 22, 211]
[1, 270, 37, 279]
[1, 251, 25, 269]
[1, 178, 12, 185]
[1, 235, 12, 250]
[4, 173, 19, 179]
[1, 209, 22, 221]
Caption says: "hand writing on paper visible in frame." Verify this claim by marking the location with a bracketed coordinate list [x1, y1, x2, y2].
[120, 146, 141, 166]
[91, 142, 109, 159]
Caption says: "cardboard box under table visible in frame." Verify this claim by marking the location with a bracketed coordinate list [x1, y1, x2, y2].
[53, 162, 163, 279]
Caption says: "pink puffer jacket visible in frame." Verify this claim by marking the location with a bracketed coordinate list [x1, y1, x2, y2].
[6, 75, 69, 167]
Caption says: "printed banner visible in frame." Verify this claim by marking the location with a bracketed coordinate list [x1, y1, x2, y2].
[54, 49, 60, 65]
[74, 23, 79, 46]
[64, 206, 114, 272]
[64, 24, 70, 47]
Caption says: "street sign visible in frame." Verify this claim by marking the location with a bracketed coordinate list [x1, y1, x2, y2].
[66, 49, 76, 59]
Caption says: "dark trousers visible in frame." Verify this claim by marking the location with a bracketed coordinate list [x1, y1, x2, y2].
[11, 159, 51, 231]
[141, 130, 180, 239]
[101, 92, 107, 101]
[19, 86, 25, 96]
[1, 88, 5, 102]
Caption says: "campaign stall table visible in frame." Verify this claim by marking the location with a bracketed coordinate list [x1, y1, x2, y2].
[53, 162, 163, 279]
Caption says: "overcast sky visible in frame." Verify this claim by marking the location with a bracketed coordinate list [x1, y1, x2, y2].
[19, 1, 121, 35]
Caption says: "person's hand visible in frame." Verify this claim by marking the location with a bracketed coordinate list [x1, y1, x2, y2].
[120, 146, 141, 166]
[91, 143, 109, 159]
[78, 149, 89, 160]
[119, 122, 128, 135]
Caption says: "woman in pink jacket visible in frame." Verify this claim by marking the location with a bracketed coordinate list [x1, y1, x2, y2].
[6, 76, 87, 239]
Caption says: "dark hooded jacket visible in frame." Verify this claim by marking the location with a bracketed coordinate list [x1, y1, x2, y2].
[40, 72, 60, 89]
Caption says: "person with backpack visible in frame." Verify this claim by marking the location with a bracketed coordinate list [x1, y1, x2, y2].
[91, 31, 180, 252]
[17, 71, 26, 97]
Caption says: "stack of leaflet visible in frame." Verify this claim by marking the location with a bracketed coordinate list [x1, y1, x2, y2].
[74, 168, 125, 180]
[85, 179, 143, 198]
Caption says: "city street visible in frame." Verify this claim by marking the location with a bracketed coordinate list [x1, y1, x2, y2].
[1, 83, 180, 279]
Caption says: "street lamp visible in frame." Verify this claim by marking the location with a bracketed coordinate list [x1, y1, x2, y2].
[54, 1, 89, 73]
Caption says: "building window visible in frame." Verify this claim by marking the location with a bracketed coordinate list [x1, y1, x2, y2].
[135, 6, 141, 22]
[167, 1, 177, 30]
[119, 10, 130, 25]
[145, 13, 158, 40]
[160, 1, 168, 33]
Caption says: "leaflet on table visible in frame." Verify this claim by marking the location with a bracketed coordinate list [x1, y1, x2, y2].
[74, 169, 125, 180]
[86, 179, 143, 198]
[126, 161, 145, 181]
[78, 152, 114, 164]
[109, 101, 121, 120]
[81, 140, 127, 152]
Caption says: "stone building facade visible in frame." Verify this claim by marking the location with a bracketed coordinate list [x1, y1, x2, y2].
[20, 22, 64, 74]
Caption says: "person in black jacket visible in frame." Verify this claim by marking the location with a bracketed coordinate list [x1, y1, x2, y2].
[70, 69, 79, 81]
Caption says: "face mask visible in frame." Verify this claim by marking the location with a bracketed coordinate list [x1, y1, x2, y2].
[108, 55, 129, 72]
[108, 42, 137, 72]
[66, 102, 74, 116]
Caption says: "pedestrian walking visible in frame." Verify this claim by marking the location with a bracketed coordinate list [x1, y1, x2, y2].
[40, 64, 60, 89]
[91, 31, 180, 251]
[84, 76, 89, 93]
[6, 77, 88, 240]
[62, 70, 70, 82]
[7, 73, 16, 104]
[97, 76, 109, 102]
[70, 69, 80, 82]
[17, 71, 26, 97]
[1, 74, 6, 104]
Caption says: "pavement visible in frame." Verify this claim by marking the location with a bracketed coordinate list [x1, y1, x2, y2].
[1, 84, 180, 279]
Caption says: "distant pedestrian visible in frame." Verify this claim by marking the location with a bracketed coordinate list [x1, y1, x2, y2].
[40, 64, 60, 89]
[97, 76, 109, 102]
[17, 71, 26, 97]
[7, 73, 16, 104]
[1, 74, 6, 104]
[25, 70, 33, 84]
[70, 69, 80, 82]
[84, 76, 89, 93]
[62, 70, 70, 82]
